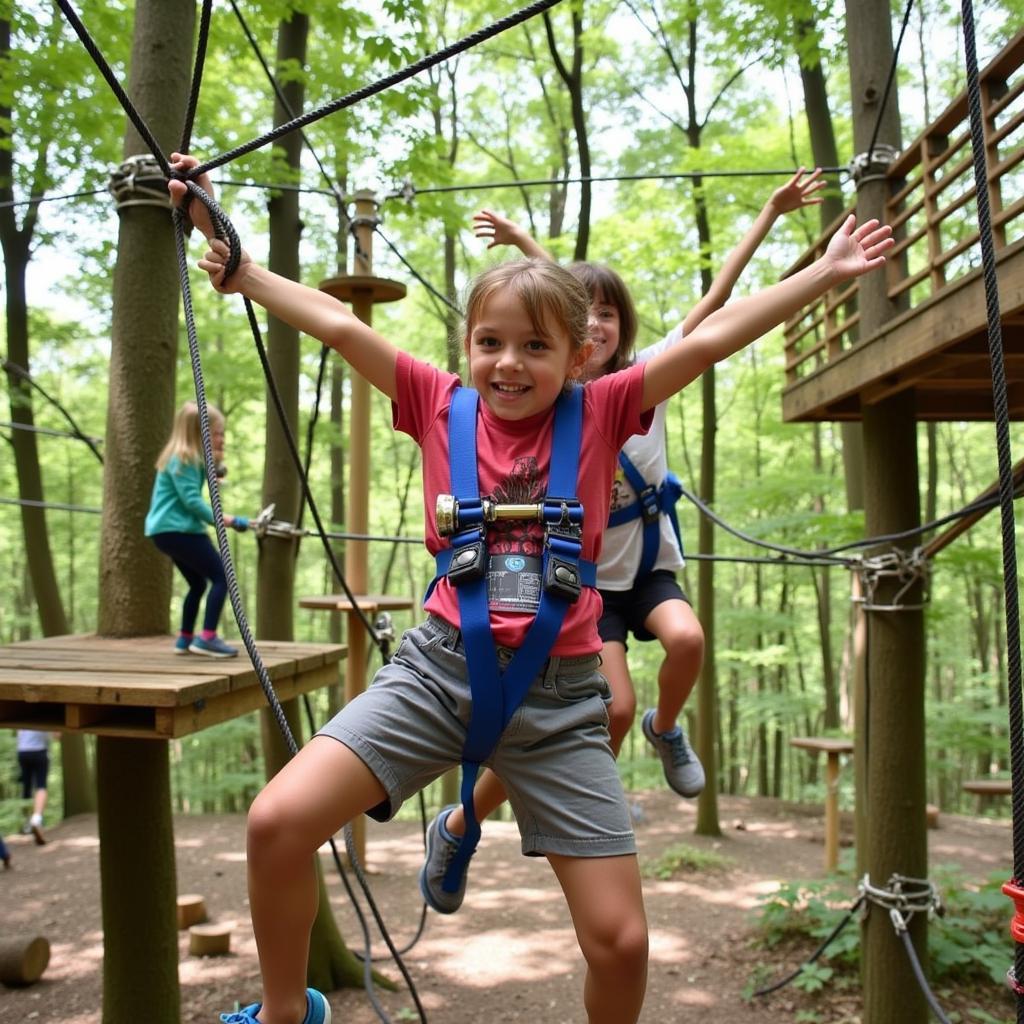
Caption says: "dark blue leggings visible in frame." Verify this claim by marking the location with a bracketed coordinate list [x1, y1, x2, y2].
[151, 532, 228, 634]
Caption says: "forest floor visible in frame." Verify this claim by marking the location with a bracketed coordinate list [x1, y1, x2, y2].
[0, 789, 1015, 1024]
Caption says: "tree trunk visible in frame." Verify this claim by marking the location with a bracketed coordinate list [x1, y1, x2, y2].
[97, 4, 194, 636]
[98, 738, 178, 1024]
[844, 4, 926, 1021]
[543, 8, 590, 260]
[94, 1, 195, 1019]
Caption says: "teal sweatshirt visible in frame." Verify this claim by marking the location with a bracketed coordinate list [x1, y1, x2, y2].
[144, 456, 215, 536]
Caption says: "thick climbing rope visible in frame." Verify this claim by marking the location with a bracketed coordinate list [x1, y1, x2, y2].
[189, 0, 564, 177]
[959, 2, 1024, 1017]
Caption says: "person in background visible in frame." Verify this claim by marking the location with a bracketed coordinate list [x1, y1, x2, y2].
[17, 729, 51, 845]
[144, 400, 250, 658]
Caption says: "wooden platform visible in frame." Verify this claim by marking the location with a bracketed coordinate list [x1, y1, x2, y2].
[299, 593, 415, 614]
[962, 778, 1012, 796]
[781, 28, 1024, 423]
[0, 633, 346, 739]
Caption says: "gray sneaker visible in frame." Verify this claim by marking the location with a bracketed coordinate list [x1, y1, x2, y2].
[642, 709, 705, 797]
[418, 805, 469, 914]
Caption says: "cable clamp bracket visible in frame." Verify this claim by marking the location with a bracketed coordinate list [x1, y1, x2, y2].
[848, 144, 900, 187]
[108, 154, 171, 212]
[858, 873, 943, 927]
[851, 547, 930, 612]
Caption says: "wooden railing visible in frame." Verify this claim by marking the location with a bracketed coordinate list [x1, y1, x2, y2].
[783, 27, 1024, 388]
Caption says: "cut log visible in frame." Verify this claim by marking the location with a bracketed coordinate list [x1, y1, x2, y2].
[0, 935, 50, 987]
[926, 804, 940, 829]
[188, 922, 233, 956]
[176, 893, 208, 929]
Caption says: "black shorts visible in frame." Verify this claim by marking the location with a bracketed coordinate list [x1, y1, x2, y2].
[597, 569, 690, 648]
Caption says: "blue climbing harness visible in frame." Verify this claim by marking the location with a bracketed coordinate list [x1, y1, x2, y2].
[435, 385, 595, 892]
[606, 450, 683, 579]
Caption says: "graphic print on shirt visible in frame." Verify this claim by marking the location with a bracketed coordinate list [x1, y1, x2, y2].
[486, 456, 545, 613]
[609, 467, 635, 513]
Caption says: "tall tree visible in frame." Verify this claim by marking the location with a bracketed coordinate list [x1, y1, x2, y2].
[0, 3, 105, 817]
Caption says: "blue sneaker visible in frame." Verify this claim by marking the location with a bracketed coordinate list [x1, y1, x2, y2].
[642, 709, 705, 798]
[220, 988, 331, 1024]
[188, 635, 239, 658]
[173, 635, 193, 655]
[418, 805, 469, 914]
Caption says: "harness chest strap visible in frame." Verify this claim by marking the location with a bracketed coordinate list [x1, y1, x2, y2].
[606, 449, 684, 578]
[440, 385, 590, 892]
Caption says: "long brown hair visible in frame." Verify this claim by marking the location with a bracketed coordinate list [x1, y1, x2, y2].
[567, 262, 638, 374]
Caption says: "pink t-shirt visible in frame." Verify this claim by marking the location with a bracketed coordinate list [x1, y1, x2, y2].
[394, 351, 652, 655]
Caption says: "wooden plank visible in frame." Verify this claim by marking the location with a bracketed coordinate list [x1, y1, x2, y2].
[962, 779, 1012, 796]
[790, 736, 854, 755]
[158, 663, 341, 738]
[0, 669, 230, 706]
[299, 594, 416, 613]
[782, 237, 1024, 421]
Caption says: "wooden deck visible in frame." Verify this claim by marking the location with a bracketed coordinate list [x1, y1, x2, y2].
[782, 28, 1024, 422]
[0, 633, 346, 739]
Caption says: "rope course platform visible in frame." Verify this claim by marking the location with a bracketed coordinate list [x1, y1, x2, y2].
[790, 736, 855, 872]
[0, 633, 345, 739]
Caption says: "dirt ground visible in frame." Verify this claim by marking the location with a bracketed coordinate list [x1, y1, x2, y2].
[0, 790, 1015, 1024]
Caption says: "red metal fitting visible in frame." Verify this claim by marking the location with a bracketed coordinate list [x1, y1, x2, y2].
[1001, 879, 1024, 944]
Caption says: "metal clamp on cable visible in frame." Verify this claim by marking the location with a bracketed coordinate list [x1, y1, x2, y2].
[852, 547, 931, 612]
[109, 154, 171, 212]
[848, 143, 900, 187]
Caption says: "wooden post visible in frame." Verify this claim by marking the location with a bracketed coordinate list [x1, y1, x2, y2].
[318, 192, 405, 865]
[844, 4, 928, 1023]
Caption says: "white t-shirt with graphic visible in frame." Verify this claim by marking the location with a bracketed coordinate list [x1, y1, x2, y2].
[597, 324, 686, 591]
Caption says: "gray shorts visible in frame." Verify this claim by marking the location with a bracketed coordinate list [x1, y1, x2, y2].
[318, 616, 636, 858]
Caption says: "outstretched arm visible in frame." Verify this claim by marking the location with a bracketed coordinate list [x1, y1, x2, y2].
[167, 154, 400, 400]
[681, 167, 826, 336]
[642, 214, 893, 410]
[472, 209, 554, 261]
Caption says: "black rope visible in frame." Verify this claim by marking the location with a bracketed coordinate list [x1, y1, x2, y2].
[240, 295, 384, 652]
[55, 0, 171, 176]
[178, 0, 213, 156]
[677, 480, 1013, 565]
[0, 419, 102, 449]
[227, 0, 343, 206]
[0, 496, 101, 515]
[0, 187, 107, 210]
[753, 895, 864, 997]
[896, 928, 953, 1024]
[960, 3, 1024, 1019]
[190, 0, 565, 177]
[374, 226, 464, 318]
[865, 0, 916, 164]
[391, 165, 851, 199]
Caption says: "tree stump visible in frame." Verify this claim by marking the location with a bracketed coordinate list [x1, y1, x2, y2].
[926, 804, 940, 829]
[188, 922, 233, 956]
[0, 936, 50, 987]
[176, 893, 208, 930]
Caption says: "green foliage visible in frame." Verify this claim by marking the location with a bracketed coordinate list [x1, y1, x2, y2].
[642, 842, 733, 879]
[755, 867, 1017, 994]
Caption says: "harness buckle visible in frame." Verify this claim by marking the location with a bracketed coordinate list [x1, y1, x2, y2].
[446, 532, 487, 586]
[639, 484, 661, 525]
[543, 509, 584, 604]
[543, 554, 582, 603]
